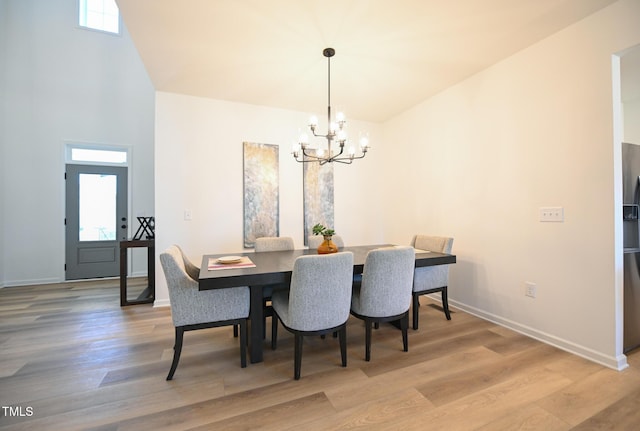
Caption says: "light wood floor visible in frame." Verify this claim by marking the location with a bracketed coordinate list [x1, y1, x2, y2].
[1, 278, 640, 430]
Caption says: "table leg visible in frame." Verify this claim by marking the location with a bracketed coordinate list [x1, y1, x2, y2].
[119, 245, 127, 307]
[249, 285, 264, 363]
[147, 243, 155, 300]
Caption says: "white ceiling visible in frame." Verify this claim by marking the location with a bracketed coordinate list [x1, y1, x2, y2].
[117, 0, 619, 123]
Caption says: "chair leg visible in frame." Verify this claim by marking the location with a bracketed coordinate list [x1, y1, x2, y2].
[239, 320, 247, 368]
[442, 287, 451, 320]
[166, 327, 184, 380]
[339, 326, 347, 367]
[412, 293, 420, 330]
[401, 312, 409, 352]
[294, 333, 303, 380]
[263, 301, 272, 340]
[365, 320, 372, 362]
[271, 313, 278, 350]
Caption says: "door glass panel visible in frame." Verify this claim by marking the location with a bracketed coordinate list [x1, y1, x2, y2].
[79, 173, 117, 241]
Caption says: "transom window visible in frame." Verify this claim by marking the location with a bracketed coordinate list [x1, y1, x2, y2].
[66, 143, 128, 166]
[79, 0, 120, 34]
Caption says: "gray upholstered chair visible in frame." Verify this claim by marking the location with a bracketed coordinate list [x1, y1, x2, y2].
[350, 246, 415, 361]
[307, 234, 345, 250]
[254, 236, 295, 252]
[411, 235, 454, 329]
[254, 236, 295, 337]
[160, 245, 249, 380]
[271, 252, 354, 380]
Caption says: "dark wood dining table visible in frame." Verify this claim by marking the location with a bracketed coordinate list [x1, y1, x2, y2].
[199, 244, 456, 363]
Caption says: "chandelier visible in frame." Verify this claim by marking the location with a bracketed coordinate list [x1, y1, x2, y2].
[292, 48, 370, 165]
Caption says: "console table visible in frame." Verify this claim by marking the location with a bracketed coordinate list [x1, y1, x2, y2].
[119, 239, 155, 306]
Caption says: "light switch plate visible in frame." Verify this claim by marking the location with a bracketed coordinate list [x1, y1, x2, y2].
[525, 281, 537, 298]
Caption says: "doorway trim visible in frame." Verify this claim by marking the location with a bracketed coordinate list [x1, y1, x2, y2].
[63, 141, 132, 281]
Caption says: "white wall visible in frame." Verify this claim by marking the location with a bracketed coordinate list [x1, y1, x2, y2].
[382, 0, 640, 369]
[0, 0, 8, 285]
[625, 100, 640, 143]
[621, 44, 640, 143]
[1, 0, 155, 286]
[621, 42, 640, 143]
[154, 93, 383, 305]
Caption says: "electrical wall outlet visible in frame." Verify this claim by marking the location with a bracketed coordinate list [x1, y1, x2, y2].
[184, 209, 192, 221]
[525, 282, 537, 298]
[539, 207, 564, 222]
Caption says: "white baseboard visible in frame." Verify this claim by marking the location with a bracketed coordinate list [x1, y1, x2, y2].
[153, 298, 170, 308]
[449, 299, 628, 371]
[3, 277, 61, 287]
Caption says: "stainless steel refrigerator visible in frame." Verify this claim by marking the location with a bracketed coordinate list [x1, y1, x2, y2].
[622, 142, 640, 353]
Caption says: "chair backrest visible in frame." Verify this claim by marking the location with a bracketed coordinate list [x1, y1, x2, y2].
[160, 245, 199, 326]
[358, 246, 415, 317]
[411, 235, 453, 254]
[160, 245, 249, 327]
[307, 235, 345, 249]
[287, 252, 354, 331]
[175, 245, 199, 281]
[410, 235, 454, 289]
[254, 236, 294, 252]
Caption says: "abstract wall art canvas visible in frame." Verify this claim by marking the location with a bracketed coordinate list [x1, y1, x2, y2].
[303, 150, 334, 246]
[243, 142, 279, 248]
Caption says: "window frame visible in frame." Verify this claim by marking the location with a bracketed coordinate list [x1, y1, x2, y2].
[65, 142, 130, 167]
[78, 0, 121, 36]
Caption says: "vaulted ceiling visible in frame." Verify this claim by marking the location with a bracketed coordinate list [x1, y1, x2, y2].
[116, 0, 618, 123]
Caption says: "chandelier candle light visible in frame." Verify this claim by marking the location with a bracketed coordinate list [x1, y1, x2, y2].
[292, 48, 370, 165]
